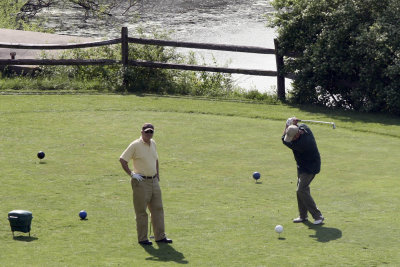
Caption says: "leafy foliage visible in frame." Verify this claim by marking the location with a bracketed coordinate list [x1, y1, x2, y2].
[120, 31, 237, 96]
[270, 0, 400, 115]
[0, 0, 139, 31]
[0, 0, 46, 31]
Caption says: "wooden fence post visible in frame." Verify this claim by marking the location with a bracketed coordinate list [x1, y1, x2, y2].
[121, 27, 129, 89]
[274, 39, 285, 101]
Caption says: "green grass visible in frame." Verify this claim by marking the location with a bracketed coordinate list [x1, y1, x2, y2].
[1, 95, 399, 266]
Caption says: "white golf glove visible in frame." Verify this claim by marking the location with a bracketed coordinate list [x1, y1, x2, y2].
[131, 172, 143, 181]
[286, 117, 299, 126]
[286, 117, 294, 126]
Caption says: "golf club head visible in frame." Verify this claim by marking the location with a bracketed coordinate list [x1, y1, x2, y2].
[332, 123, 336, 129]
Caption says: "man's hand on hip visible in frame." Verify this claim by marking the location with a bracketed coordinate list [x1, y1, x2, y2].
[131, 172, 144, 181]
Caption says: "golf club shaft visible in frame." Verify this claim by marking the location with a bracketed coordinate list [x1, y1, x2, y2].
[298, 119, 336, 129]
[149, 213, 154, 239]
[149, 218, 152, 236]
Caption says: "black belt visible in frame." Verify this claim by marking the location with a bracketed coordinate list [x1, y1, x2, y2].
[142, 175, 157, 179]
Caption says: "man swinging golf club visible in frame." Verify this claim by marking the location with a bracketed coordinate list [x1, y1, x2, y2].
[120, 123, 172, 245]
[282, 117, 325, 225]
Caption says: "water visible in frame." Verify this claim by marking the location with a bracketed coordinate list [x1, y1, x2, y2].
[39, 0, 291, 93]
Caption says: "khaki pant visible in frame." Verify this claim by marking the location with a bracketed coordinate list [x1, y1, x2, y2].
[297, 172, 322, 220]
[131, 177, 166, 242]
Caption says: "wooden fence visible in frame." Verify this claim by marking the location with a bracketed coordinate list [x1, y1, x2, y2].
[0, 27, 292, 99]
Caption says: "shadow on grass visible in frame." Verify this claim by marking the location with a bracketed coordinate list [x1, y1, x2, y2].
[304, 221, 342, 243]
[143, 244, 188, 264]
[12, 235, 38, 242]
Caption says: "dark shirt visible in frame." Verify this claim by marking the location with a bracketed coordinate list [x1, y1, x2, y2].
[282, 124, 321, 174]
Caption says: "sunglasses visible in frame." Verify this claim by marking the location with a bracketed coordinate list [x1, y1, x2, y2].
[144, 130, 154, 134]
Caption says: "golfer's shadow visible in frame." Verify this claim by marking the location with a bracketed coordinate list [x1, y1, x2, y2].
[143, 244, 188, 264]
[304, 221, 342, 242]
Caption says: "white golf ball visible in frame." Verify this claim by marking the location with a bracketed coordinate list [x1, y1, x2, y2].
[275, 225, 283, 233]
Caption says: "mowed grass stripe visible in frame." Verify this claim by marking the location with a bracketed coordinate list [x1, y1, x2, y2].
[1, 94, 399, 138]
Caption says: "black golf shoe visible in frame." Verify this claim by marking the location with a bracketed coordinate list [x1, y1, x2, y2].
[139, 240, 153, 246]
[156, 238, 173, 244]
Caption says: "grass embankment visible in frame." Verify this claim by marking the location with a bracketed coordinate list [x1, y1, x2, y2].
[1, 95, 399, 266]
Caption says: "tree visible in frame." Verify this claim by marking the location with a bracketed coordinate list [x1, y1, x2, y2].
[1, 0, 140, 30]
[270, 0, 400, 115]
[0, 0, 29, 30]
[19, 0, 140, 18]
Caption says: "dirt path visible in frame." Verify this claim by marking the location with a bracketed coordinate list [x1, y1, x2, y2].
[0, 29, 97, 60]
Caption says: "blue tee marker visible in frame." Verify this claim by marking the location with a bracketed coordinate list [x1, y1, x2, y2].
[79, 210, 87, 220]
[253, 172, 261, 181]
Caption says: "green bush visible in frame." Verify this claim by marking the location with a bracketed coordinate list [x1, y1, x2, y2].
[37, 30, 243, 97]
[39, 44, 122, 91]
[270, 0, 400, 115]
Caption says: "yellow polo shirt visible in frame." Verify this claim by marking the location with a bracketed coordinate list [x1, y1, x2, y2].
[120, 137, 158, 176]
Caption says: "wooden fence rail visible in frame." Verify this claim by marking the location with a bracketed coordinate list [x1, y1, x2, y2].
[128, 60, 278, 76]
[0, 59, 118, 65]
[0, 27, 291, 99]
[127, 38, 276, 54]
[0, 39, 121, 50]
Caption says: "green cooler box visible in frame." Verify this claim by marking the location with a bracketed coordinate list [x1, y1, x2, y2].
[8, 210, 33, 237]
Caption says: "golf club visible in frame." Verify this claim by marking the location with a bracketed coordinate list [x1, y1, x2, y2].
[298, 119, 336, 129]
[149, 213, 154, 239]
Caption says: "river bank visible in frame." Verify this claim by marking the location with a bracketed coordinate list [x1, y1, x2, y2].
[34, 0, 290, 93]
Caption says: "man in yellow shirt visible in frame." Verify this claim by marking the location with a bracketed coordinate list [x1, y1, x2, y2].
[119, 123, 172, 245]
